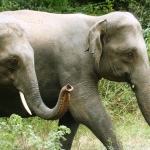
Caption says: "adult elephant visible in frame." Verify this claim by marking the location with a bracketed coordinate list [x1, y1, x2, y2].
[0, 10, 149, 149]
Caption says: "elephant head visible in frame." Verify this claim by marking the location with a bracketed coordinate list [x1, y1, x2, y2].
[87, 12, 150, 125]
[0, 23, 73, 119]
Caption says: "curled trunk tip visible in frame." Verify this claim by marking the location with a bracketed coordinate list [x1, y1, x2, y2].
[51, 84, 73, 120]
[66, 83, 73, 92]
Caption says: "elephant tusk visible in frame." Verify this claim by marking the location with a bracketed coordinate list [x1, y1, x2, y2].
[132, 84, 135, 89]
[19, 91, 32, 115]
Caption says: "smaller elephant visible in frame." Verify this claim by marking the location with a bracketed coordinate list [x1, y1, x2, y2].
[0, 23, 73, 119]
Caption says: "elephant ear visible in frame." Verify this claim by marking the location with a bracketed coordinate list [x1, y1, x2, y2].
[86, 20, 107, 66]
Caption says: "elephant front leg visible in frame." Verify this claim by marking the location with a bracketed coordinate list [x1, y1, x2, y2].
[58, 111, 79, 150]
[69, 87, 123, 150]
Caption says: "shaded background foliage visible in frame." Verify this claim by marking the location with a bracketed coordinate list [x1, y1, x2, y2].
[0, 0, 149, 116]
[0, 0, 149, 27]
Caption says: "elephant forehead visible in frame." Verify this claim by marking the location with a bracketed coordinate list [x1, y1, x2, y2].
[0, 34, 32, 61]
[107, 25, 144, 49]
[0, 23, 23, 38]
[120, 15, 141, 30]
[107, 12, 142, 35]
[0, 24, 28, 53]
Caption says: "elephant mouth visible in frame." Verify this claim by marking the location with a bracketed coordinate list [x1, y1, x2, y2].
[130, 83, 136, 92]
[127, 80, 136, 92]
[126, 73, 136, 92]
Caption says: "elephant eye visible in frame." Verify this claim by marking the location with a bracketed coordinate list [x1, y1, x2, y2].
[7, 58, 19, 70]
[128, 52, 134, 59]
[122, 51, 134, 63]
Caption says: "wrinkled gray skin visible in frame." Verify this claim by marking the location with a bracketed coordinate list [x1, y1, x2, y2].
[0, 10, 149, 150]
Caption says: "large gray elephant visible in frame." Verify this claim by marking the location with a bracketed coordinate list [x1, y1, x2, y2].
[0, 10, 149, 149]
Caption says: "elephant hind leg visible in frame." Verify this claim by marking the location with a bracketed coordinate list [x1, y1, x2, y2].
[58, 111, 79, 150]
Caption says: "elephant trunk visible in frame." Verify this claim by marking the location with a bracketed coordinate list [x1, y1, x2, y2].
[135, 85, 150, 125]
[23, 84, 73, 120]
[13, 63, 73, 120]
[131, 68, 150, 125]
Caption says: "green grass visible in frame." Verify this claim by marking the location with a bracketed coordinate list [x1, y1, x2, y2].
[72, 111, 150, 150]
[99, 79, 137, 118]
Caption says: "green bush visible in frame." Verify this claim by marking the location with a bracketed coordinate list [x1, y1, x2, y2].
[0, 0, 70, 12]
[0, 114, 70, 150]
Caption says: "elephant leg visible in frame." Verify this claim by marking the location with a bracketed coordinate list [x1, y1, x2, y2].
[69, 88, 123, 150]
[58, 111, 79, 150]
[82, 102, 122, 150]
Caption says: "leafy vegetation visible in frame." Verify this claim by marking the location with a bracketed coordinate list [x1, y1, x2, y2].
[0, 113, 150, 149]
[0, 114, 70, 150]
[98, 80, 137, 118]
